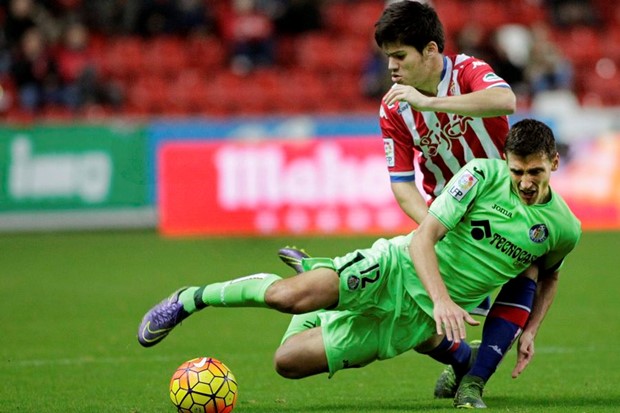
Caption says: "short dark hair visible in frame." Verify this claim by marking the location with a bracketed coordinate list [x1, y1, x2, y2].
[504, 119, 557, 160]
[374, 1, 445, 53]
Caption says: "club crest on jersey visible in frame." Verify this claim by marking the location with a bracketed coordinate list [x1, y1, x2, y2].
[347, 275, 361, 290]
[383, 138, 395, 167]
[529, 224, 549, 243]
[448, 170, 478, 201]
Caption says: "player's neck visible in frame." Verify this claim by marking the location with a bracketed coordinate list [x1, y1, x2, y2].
[419, 55, 444, 96]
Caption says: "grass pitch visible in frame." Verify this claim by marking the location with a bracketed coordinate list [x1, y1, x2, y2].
[1, 230, 619, 412]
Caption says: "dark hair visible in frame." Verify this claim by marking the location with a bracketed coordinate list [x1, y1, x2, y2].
[504, 119, 557, 159]
[374, 1, 445, 53]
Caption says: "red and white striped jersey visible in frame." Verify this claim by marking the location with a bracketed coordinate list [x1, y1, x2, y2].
[380, 54, 511, 199]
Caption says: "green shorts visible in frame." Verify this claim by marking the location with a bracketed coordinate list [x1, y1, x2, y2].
[292, 237, 436, 377]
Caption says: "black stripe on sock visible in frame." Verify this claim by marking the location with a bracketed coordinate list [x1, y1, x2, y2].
[194, 287, 207, 310]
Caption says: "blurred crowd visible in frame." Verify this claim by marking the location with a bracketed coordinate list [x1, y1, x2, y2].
[363, 0, 614, 113]
[0, 0, 325, 116]
[1, 0, 125, 114]
[0, 0, 617, 118]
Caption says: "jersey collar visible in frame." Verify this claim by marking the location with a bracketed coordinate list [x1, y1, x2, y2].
[437, 56, 452, 97]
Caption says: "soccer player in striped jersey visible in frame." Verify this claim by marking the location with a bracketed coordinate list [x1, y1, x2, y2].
[280, 1, 540, 408]
[373, 2, 529, 406]
[139, 119, 581, 410]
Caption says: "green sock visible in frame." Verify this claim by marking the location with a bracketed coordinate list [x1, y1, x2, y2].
[179, 273, 281, 313]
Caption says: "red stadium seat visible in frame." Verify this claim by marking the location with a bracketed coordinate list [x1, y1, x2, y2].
[466, 1, 509, 31]
[296, 33, 333, 73]
[508, 1, 548, 25]
[554, 27, 603, 64]
[323, 1, 384, 37]
[202, 72, 245, 115]
[186, 35, 228, 73]
[321, 2, 349, 35]
[580, 70, 620, 106]
[332, 36, 371, 72]
[434, 0, 467, 34]
[101, 37, 145, 80]
[126, 75, 170, 115]
[168, 70, 210, 114]
[143, 37, 189, 78]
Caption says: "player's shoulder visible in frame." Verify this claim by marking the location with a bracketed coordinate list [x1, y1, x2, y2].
[448, 53, 491, 70]
[380, 91, 408, 120]
[445, 159, 504, 200]
[463, 158, 506, 179]
[550, 190, 582, 234]
[449, 54, 508, 86]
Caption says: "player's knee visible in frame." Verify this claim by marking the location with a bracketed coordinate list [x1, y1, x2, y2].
[273, 346, 306, 379]
[264, 281, 298, 313]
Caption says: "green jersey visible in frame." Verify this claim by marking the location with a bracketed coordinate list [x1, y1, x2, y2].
[405, 157, 582, 316]
[291, 158, 581, 374]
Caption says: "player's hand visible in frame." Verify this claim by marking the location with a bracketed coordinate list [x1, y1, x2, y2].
[433, 298, 480, 343]
[512, 330, 535, 378]
[384, 84, 431, 109]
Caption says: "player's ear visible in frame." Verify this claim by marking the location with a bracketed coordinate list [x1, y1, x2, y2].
[551, 152, 559, 171]
[423, 41, 439, 57]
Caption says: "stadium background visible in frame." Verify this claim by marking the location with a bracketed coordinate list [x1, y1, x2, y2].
[2, 2, 620, 412]
[1, 0, 620, 234]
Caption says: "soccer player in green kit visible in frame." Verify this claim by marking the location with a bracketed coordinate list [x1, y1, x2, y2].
[138, 119, 581, 409]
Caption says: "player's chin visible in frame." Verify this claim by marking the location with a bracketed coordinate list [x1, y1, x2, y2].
[519, 191, 537, 205]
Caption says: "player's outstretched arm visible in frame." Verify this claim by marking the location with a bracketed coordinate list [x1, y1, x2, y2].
[409, 214, 479, 342]
[384, 85, 515, 117]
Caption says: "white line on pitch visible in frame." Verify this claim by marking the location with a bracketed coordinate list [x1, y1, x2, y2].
[1, 346, 597, 368]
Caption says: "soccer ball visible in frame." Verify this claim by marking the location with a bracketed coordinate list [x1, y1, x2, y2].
[169, 357, 238, 413]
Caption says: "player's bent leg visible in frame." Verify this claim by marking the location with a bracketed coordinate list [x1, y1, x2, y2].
[265, 268, 340, 314]
[416, 334, 481, 399]
[467, 275, 536, 383]
[277, 247, 327, 343]
[274, 327, 329, 379]
[138, 273, 283, 347]
[452, 270, 538, 408]
[137, 269, 339, 348]
[431, 340, 480, 399]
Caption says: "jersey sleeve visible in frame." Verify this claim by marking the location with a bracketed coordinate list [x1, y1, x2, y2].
[458, 56, 511, 93]
[537, 217, 582, 275]
[428, 158, 487, 230]
[379, 100, 416, 183]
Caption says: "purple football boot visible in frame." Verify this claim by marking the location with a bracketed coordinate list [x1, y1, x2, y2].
[277, 246, 310, 274]
[138, 287, 190, 347]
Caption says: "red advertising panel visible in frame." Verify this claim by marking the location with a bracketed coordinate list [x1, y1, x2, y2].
[158, 135, 620, 236]
[158, 138, 414, 236]
[552, 134, 620, 230]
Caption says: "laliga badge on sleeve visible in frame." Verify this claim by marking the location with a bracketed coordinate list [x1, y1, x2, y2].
[383, 138, 395, 167]
[448, 170, 478, 201]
